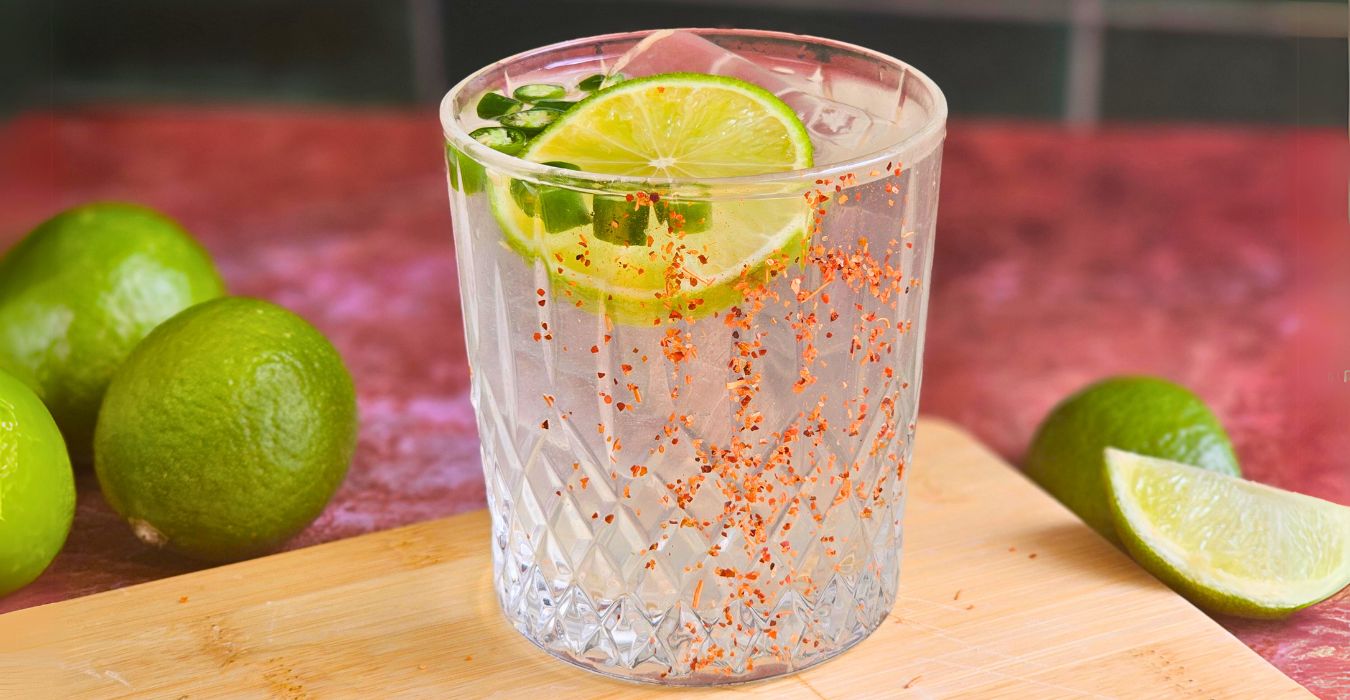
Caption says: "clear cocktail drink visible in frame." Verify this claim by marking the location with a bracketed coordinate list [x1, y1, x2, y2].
[441, 28, 946, 685]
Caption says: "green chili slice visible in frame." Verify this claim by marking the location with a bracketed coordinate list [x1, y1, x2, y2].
[512, 83, 567, 102]
[656, 200, 712, 234]
[510, 162, 591, 233]
[499, 108, 558, 136]
[593, 195, 650, 246]
[445, 142, 485, 194]
[577, 74, 605, 92]
[476, 92, 522, 119]
[532, 99, 576, 112]
[469, 126, 528, 156]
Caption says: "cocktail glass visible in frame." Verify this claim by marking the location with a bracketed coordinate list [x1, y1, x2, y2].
[440, 28, 946, 685]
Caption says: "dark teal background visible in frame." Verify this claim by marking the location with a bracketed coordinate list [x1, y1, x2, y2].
[2, 0, 1345, 124]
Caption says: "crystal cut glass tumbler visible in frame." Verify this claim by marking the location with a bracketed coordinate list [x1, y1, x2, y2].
[441, 28, 946, 685]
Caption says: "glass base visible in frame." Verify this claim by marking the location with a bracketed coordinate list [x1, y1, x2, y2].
[494, 565, 897, 686]
[516, 608, 888, 686]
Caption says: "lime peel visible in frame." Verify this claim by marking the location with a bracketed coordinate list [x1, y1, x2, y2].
[94, 297, 357, 563]
[0, 368, 74, 597]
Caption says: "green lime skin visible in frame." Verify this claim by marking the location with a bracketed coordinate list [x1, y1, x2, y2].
[0, 202, 226, 463]
[0, 368, 75, 597]
[94, 297, 357, 563]
[1024, 376, 1240, 543]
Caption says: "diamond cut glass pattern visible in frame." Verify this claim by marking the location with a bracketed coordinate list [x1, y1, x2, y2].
[443, 29, 945, 685]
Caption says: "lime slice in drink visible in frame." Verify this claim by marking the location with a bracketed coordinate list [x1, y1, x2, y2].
[1104, 448, 1350, 618]
[487, 72, 813, 324]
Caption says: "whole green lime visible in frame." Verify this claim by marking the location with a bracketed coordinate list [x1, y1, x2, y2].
[0, 202, 225, 462]
[1024, 376, 1240, 543]
[0, 368, 75, 597]
[94, 297, 357, 562]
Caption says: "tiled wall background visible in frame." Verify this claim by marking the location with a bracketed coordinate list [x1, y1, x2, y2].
[3, 0, 1346, 124]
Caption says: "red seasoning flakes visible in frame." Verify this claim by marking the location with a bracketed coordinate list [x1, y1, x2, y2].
[517, 169, 923, 675]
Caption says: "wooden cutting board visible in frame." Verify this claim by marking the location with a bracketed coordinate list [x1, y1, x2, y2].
[0, 418, 1310, 699]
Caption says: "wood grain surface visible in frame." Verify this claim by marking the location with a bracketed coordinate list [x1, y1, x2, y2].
[0, 418, 1311, 699]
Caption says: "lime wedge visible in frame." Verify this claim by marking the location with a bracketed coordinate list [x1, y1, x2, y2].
[1105, 448, 1350, 618]
[487, 73, 813, 325]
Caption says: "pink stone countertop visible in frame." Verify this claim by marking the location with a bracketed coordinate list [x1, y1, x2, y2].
[0, 108, 1346, 697]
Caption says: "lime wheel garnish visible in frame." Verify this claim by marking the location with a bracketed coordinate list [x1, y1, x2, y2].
[486, 72, 814, 324]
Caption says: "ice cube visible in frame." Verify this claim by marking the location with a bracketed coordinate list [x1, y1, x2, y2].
[609, 30, 904, 162]
[610, 29, 818, 96]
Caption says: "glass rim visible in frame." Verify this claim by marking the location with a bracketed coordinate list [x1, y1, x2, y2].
[439, 28, 948, 190]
